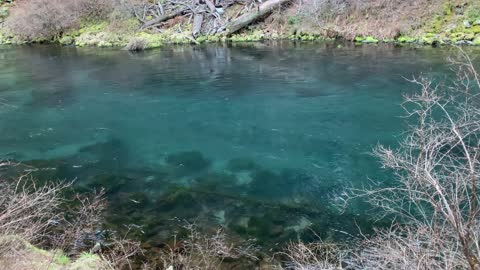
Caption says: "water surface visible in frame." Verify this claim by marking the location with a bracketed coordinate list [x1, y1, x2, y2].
[0, 42, 470, 248]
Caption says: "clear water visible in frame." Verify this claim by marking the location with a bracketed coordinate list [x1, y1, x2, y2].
[0, 43, 472, 248]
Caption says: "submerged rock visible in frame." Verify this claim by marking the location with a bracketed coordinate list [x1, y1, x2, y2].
[193, 172, 238, 192]
[86, 174, 134, 194]
[165, 150, 211, 175]
[155, 186, 199, 212]
[226, 157, 258, 172]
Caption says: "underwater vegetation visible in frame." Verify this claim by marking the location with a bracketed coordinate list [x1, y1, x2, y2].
[0, 137, 378, 254]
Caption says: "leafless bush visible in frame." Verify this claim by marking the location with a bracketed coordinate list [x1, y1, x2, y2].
[350, 225, 468, 270]
[294, 0, 439, 39]
[5, 0, 117, 40]
[101, 227, 142, 270]
[0, 167, 140, 269]
[277, 241, 345, 270]
[160, 222, 259, 270]
[0, 173, 69, 251]
[345, 48, 480, 270]
[124, 37, 148, 51]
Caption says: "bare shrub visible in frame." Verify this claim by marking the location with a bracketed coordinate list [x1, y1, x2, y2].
[295, 0, 440, 39]
[5, 0, 116, 40]
[345, 49, 480, 270]
[159, 222, 259, 270]
[350, 225, 468, 270]
[277, 241, 345, 270]
[0, 166, 141, 269]
[0, 173, 68, 250]
[124, 37, 148, 51]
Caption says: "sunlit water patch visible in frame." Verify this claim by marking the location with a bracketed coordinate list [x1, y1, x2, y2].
[0, 43, 472, 250]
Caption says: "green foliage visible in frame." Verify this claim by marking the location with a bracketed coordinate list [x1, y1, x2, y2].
[78, 252, 98, 260]
[442, 1, 453, 16]
[287, 16, 299, 25]
[397, 36, 416, 43]
[465, 4, 480, 23]
[473, 36, 480, 45]
[354, 36, 364, 42]
[55, 254, 71, 265]
[364, 36, 379, 43]
[354, 36, 379, 43]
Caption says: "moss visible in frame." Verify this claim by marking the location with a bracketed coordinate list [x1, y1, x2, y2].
[473, 36, 480, 45]
[442, 1, 453, 16]
[0, 6, 8, 20]
[471, 25, 480, 34]
[230, 30, 265, 42]
[69, 252, 109, 270]
[78, 21, 109, 35]
[397, 36, 416, 43]
[136, 32, 163, 48]
[196, 35, 208, 43]
[363, 36, 379, 43]
[465, 3, 480, 23]
[59, 35, 74, 45]
[55, 253, 71, 265]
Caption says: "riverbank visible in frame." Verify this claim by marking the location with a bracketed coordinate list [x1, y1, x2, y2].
[0, 0, 480, 49]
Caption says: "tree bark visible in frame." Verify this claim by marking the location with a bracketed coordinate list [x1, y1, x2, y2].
[224, 0, 291, 35]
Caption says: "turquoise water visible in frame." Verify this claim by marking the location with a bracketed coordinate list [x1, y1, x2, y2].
[0, 43, 470, 249]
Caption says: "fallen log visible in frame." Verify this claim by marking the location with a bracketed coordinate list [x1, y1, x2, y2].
[204, 0, 217, 13]
[224, 0, 291, 35]
[142, 8, 188, 29]
[192, 13, 204, 37]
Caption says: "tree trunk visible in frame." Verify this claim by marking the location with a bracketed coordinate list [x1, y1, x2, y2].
[224, 0, 291, 35]
[192, 13, 204, 37]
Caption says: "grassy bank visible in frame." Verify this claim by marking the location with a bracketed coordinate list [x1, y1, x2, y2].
[0, 0, 479, 48]
[0, 235, 110, 270]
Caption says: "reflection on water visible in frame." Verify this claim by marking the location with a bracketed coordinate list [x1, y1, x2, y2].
[0, 42, 472, 252]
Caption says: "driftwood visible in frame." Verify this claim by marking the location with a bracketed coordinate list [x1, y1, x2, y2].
[225, 0, 291, 35]
[133, 0, 291, 38]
